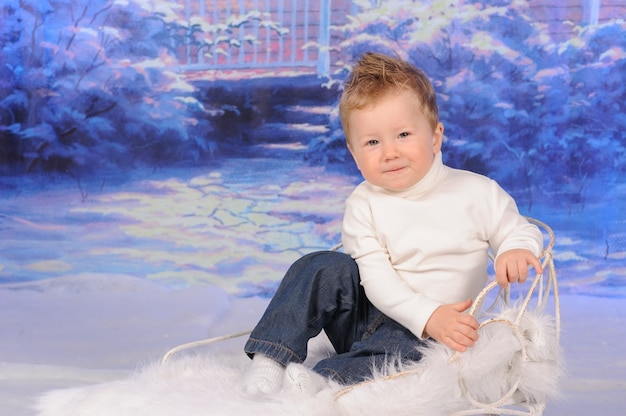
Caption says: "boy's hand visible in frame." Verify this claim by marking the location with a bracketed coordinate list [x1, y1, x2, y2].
[424, 299, 479, 352]
[495, 249, 543, 289]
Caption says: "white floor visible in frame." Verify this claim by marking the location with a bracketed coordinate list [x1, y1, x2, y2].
[1, 274, 625, 415]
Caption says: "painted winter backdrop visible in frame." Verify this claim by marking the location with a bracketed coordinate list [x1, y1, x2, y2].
[0, 0, 625, 414]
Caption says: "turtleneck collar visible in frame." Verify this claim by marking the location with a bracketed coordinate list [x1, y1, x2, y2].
[368, 151, 448, 200]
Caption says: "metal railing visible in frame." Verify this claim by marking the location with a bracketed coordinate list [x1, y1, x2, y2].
[180, 0, 330, 76]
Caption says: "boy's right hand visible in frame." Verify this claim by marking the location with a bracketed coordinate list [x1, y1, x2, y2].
[423, 299, 479, 352]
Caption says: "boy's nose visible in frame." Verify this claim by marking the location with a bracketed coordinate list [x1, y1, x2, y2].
[382, 141, 399, 160]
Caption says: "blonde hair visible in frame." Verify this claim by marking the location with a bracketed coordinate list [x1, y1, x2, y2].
[339, 52, 440, 142]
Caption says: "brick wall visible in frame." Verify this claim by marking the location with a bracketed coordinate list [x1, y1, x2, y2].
[178, 0, 625, 76]
[528, 0, 626, 41]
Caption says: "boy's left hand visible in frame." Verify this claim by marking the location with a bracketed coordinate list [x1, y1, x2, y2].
[495, 249, 542, 289]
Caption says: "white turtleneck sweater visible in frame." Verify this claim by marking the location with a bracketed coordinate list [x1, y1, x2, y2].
[342, 152, 543, 339]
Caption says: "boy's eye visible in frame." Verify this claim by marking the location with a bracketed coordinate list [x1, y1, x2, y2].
[366, 139, 379, 146]
[398, 132, 409, 138]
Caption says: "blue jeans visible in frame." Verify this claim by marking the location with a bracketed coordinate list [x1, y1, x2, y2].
[244, 251, 427, 385]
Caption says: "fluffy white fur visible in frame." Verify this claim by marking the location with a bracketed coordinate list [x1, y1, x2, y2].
[336, 306, 564, 415]
[34, 306, 563, 416]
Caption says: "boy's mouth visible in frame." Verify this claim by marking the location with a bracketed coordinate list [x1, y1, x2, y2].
[384, 166, 406, 174]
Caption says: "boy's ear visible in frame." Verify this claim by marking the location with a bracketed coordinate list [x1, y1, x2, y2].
[346, 139, 361, 170]
[433, 122, 444, 153]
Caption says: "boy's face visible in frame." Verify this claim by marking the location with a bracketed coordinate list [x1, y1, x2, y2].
[346, 89, 444, 191]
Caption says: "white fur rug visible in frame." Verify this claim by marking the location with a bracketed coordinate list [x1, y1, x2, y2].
[34, 307, 563, 416]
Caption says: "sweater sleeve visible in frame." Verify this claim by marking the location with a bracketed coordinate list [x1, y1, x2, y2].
[487, 180, 544, 262]
[342, 186, 441, 339]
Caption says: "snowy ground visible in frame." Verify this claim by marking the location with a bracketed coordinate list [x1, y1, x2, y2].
[1, 159, 625, 414]
[1, 280, 625, 415]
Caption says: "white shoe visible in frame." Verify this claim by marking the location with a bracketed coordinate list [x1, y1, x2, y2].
[284, 363, 327, 395]
[243, 354, 285, 394]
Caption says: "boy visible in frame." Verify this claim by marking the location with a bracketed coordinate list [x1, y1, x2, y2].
[243, 52, 543, 395]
